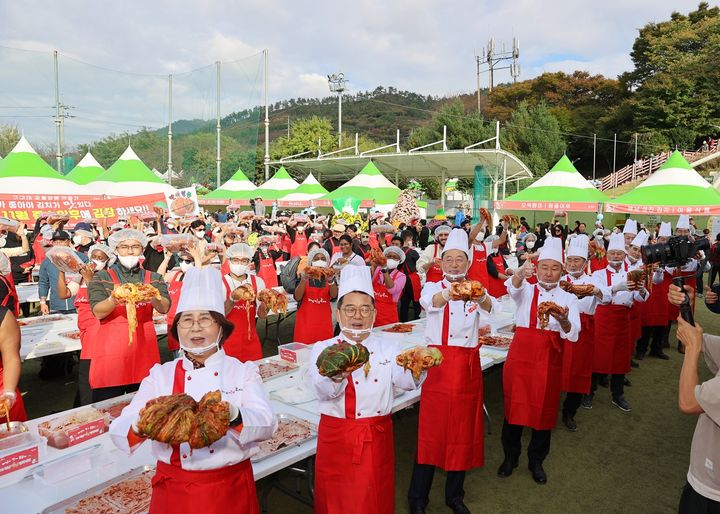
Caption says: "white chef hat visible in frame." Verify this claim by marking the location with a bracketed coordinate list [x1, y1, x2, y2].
[434, 225, 452, 237]
[175, 267, 225, 315]
[384, 246, 406, 264]
[607, 233, 626, 253]
[537, 236, 563, 264]
[658, 222, 672, 237]
[338, 265, 374, 300]
[622, 219, 638, 235]
[441, 228, 472, 260]
[108, 229, 147, 253]
[308, 247, 330, 264]
[631, 230, 648, 248]
[676, 214, 690, 230]
[566, 234, 590, 260]
[225, 243, 254, 259]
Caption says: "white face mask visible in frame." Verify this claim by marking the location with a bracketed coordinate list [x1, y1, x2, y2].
[179, 261, 194, 273]
[537, 280, 559, 290]
[526, 241, 535, 249]
[91, 259, 106, 270]
[386, 259, 399, 270]
[444, 272, 466, 281]
[339, 324, 374, 340]
[195, 230, 206, 239]
[312, 260, 328, 268]
[180, 330, 222, 356]
[118, 255, 140, 269]
[608, 259, 624, 268]
[230, 263, 248, 276]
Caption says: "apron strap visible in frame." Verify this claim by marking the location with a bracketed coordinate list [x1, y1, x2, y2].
[107, 268, 120, 285]
[440, 284, 450, 346]
[606, 269, 612, 287]
[529, 285, 540, 329]
[143, 270, 151, 284]
[343, 338, 357, 419]
[170, 360, 186, 466]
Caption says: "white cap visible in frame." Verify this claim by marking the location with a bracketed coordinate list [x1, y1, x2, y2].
[631, 230, 648, 248]
[338, 265, 374, 300]
[175, 267, 225, 315]
[308, 247, 330, 264]
[676, 214, 690, 230]
[108, 229, 147, 253]
[434, 225, 452, 237]
[383, 246, 406, 264]
[566, 234, 589, 260]
[441, 228, 471, 260]
[622, 219, 638, 235]
[537, 236, 563, 264]
[226, 243, 254, 259]
[607, 233, 626, 253]
[658, 222, 672, 237]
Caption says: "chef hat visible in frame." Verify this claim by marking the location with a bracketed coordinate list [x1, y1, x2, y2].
[175, 267, 225, 315]
[383, 246, 406, 264]
[607, 233, 626, 253]
[567, 234, 590, 260]
[225, 243, 254, 259]
[622, 219, 638, 235]
[631, 230, 648, 248]
[88, 243, 113, 261]
[338, 265, 374, 300]
[441, 228, 472, 260]
[658, 222, 672, 237]
[537, 236, 563, 264]
[308, 247, 330, 264]
[0, 253, 10, 275]
[434, 225, 452, 237]
[676, 215, 690, 230]
[108, 229, 147, 253]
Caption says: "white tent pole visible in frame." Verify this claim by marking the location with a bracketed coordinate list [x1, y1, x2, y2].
[264, 49, 270, 182]
[216, 61, 222, 189]
[167, 74, 173, 187]
[54, 50, 62, 173]
[502, 157, 507, 199]
[440, 169, 446, 209]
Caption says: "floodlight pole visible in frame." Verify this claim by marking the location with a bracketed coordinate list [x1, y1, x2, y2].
[328, 72, 347, 149]
[592, 133, 597, 181]
[53, 50, 62, 173]
[264, 49, 270, 181]
[216, 61, 222, 189]
[167, 74, 173, 186]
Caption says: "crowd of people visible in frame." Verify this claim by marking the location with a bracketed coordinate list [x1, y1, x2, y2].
[0, 205, 716, 513]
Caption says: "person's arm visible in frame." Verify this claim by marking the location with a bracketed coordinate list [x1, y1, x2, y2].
[17, 224, 29, 253]
[0, 310, 21, 413]
[56, 270, 72, 300]
[676, 318, 705, 414]
[468, 221, 486, 246]
[149, 273, 171, 314]
[487, 256, 499, 279]
[38, 261, 50, 314]
[294, 273, 308, 302]
[156, 250, 174, 276]
[89, 271, 118, 320]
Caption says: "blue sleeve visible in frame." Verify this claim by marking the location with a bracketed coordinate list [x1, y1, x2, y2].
[77, 251, 89, 263]
[38, 260, 50, 297]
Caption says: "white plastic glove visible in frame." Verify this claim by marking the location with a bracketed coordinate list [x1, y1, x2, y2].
[441, 288, 452, 302]
[611, 281, 628, 294]
[1, 390, 17, 410]
[228, 403, 240, 422]
[519, 259, 535, 280]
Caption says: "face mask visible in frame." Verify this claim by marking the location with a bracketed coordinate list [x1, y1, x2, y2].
[72, 235, 82, 246]
[179, 261, 194, 273]
[537, 280, 558, 290]
[386, 259, 399, 270]
[444, 272, 466, 281]
[118, 255, 140, 269]
[260, 246, 269, 253]
[195, 230, 206, 238]
[230, 263, 248, 276]
[608, 259, 624, 267]
[312, 260, 328, 268]
[526, 241, 535, 249]
[180, 330, 222, 356]
[91, 259, 106, 270]
[339, 324, 374, 340]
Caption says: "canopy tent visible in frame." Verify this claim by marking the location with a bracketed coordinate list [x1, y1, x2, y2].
[85, 146, 176, 197]
[65, 152, 105, 185]
[323, 161, 401, 210]
[203, 168, 257, 200]
[0, 136, 90, 195]
[494, 155, 609, 212]
[608, 150, 720, 215]
[281, 172, 328, 201]
[252, 166, 300, 200]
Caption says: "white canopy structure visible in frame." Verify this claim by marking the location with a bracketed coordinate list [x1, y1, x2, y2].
[85, 146, 176, 197]
[65, 152, 105, 185]
[281, 172, 328, 201]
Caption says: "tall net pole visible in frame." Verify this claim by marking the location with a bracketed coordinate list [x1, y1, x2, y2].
[216, 61, 221, 189]
[167, 74, 173, 186]
[54, 50, 62, 173]
[264, 49, 270, 181]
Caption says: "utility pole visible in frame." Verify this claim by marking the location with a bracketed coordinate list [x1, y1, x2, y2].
[53, 50, 62, 173]
[475, 55, 481, 113]
[216, 61, 221, 189]
[327, 72, 347, 148]
[475, 37, 520, 93]
[592, 133, 597, 181]
[167, 74, 173, 186]
[264, 49, 270, 181]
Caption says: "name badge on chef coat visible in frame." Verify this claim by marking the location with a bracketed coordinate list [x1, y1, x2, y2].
[466, 302, 478, 315]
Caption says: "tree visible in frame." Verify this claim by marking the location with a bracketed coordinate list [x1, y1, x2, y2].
[0, 124, 20, 156]
[503, 101, 566, 176]
[407, 100, 495, 150]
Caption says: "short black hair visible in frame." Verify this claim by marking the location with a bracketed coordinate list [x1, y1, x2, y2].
[190, 220, 205, 230]
[339, 234, 353, 245]
[308, 241, 321, 252]
[337, 293, 375, 309]
[391, 235, 402, 244]
[347, 224, 357, 232]
[170, 311, 235, 348]
[400, 229, 414, 242]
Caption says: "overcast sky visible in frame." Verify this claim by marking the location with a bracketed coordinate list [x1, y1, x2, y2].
[0, 0, 703, 147]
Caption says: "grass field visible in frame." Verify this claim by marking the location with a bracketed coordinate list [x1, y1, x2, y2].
[18, 295, 720, 514]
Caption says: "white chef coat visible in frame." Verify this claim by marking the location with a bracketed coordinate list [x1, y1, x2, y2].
[591, 265, 648, 308]
[504, 278, 580, 342]
[421, 279, 499, 347]
[110, 350, 277, 470]
[307, 333, 420, 419]
[224, 273, 267, 310]
[562, 273, 599, 315]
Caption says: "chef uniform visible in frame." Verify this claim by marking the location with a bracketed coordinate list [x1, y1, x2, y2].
[501, 237, 580, 480]
[0, 306, 27, 422]
[110, 267, 276, 514]
[294, 248, 335, 344]
[466, 234, 492, 285]
[408, 229, 499, 512]
[590, 233, 648, 409]
[372, 246, 407, 327]
[560, 235, 599, 427]
[307, 266, 421, 514]
[626, 230, 648, 363]
[417, 225, 451, 284]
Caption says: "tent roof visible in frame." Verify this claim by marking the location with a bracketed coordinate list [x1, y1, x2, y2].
[96, 146, 166, 184]
[253, 166, 301, 200]
[282, 172, 329, 201]
[608, 151, 720, 214]
[65, 152, 105, 185]
[204, 169, 258, 199]
[324, 161, 401, 204]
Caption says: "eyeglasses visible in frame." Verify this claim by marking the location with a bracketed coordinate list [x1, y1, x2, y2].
[116, 245, 143, 252]
[177, 316, 217, 329]
[340, 305, 375, 318]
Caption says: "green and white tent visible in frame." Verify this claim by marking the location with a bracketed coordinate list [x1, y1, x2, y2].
[0, 136, 89, 195]
[204, 168, 257, 199]
[495, 155, 608, 212]
[86, 146, 175, 196]
[253, 166, 300, 200]
[609, 150, 720, 215]
[323, 161, 401, 209]
[65, 152, 105, 185]
[282, 172, 328, 201]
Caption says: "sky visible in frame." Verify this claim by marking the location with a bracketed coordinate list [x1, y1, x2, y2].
[0, 0, 705, 148]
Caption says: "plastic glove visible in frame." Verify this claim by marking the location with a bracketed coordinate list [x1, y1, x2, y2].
[1, 390, 16, 410]
[519, 259, 535, 279]
[441, 288, 452, 302]
[228, 403, 240, 423]
[611, 281, 628, 294]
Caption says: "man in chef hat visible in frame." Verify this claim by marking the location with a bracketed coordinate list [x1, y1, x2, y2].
[622, 219, 638, 247]
[671, 215, 700, 352]
[408, 228, 498, 513]
[307, 265, 422, 514]
[499, 236, 580, 485]
[418, 224, 452, 284]
[588, 233, 649, 412]
[560, 234, 604, 431]
[625, 229, 652, 367]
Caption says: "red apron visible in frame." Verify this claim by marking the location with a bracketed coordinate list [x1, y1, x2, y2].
[641, 273, 669, 327]
[75, 287, 100, 359]
[223, 275, 263, 362]
[425, 244, 443, 284]
[290, 231, 309, 258]
[315, 374, 394, 514]
[165, 272, 184, 351]
[589, 254, 607, 273]
[280, 234, 291, 256]
[487, 254, 507, 298]
[0, 354, 27, 422]
[0, 274, 19, 316]
[561, 313, 594, 394]
[402, 248, 421, 302]
[257, 255, 278, 289]
[592, 270, 630, 375]
[417, 297, 484, 471]
[467, 243, 489, 285]
[293, 279, 333, 344]
[149, 361, 259, 514]
[368, 234, 380, 250]
[90, 270, 160, 389]
[503, 285, 564, 431]
[372, 270, 400, 327]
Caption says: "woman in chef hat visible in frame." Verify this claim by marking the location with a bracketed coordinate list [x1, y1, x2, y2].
[294, 247, 337, 344]
[110, 266, 276, 514]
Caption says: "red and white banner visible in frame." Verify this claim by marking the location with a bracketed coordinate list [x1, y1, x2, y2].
[227, 199, 375, 209]
[605, 203, 720, 215]
[493, 200, 601, 212]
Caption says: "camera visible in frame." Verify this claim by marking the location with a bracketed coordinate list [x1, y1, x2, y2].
[641, 236, 709, 268]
